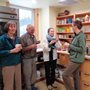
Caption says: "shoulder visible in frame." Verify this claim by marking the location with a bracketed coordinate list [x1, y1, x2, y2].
[46, 34, 51, 40]
[79, 32, 86, 38]
[21, 33, 27, 38]
[0, 34, 7, 45]
[33, 35, 37, 40]
[0, 34, 6, 41]
[20, 33, 27, 39]
[77, 32, 86, 42]
[15, 36, 21, 41]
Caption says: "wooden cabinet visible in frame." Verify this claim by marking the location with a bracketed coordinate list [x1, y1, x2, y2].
[58, 53, 69, 67]
[56, 15, 74, 26]
[56, 12, 90, 43]
[80, 59, 90, 90]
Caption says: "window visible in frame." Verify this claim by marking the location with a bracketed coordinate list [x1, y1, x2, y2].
[19, 9, 34, 36]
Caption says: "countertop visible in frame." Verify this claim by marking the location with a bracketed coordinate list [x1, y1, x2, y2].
[37, 48, 90, 60]
[57, 50, 90, 60]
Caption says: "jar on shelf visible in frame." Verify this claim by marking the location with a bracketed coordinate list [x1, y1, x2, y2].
[85, 15, 89, 22]
[65, 27, 70, 32]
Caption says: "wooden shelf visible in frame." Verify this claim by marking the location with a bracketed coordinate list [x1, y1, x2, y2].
[56, 24, 72, 27]
[84, 32, 90, 34]
[86, 39, 90, 41]
[56, 12, 90, 44]
[56, 22, 90, 27]
[56, 15, 73, 19]
[59, 38, 72, 43]
[75, 12, 90, 17]
[57, 32, 73, 34]
[59, 38, 90, 41]
[57, 31, 90, 35]
[59, 38, 72, 40]
[56, 23, 90, 27]
[82, 22, 90, 25]
[56, 15, 73, 26]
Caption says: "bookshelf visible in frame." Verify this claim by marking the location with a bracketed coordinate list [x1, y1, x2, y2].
[56, 12, 90, 43]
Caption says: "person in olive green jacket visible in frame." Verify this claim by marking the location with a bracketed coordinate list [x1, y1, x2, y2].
[0, 21, 22, 90]
[62, 20, 86, 90]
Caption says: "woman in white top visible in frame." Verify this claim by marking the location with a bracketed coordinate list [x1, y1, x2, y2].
[42, 28, 60, 90]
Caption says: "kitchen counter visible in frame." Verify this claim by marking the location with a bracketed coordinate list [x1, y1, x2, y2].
[57, 50, 90, 60]
[36, 48, 90, 62]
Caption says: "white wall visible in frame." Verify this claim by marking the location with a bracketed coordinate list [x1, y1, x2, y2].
[38, 7, 49, 42]
[49, 7, 59, 30]
[59, 2, 90, 14]
[38, 6, 61, 41]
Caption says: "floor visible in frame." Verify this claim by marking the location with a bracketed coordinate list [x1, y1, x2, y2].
[36, 63, 66, 90]
[35, 80, 66, 90]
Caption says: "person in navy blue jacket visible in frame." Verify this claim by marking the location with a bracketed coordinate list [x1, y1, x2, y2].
[0, 21, 22, 90]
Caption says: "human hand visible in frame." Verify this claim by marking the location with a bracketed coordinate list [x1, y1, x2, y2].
[30, 44, 37, 49]
[10, 47, 21, 53]
[63, 43, 70, 51]
[64, 43, 70, 48]
[50, 40, 56, 45]
[36, 41, 40, 44]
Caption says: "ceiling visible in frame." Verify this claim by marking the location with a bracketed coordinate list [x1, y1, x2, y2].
[8, 0, 90, 8]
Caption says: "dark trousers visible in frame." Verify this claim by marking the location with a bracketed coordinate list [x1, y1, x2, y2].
[44, 60, 56, 86]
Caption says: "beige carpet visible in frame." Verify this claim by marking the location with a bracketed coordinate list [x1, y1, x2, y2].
[35, 80, 66, 90]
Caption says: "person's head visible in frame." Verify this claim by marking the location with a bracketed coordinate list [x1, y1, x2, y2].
[26, 24, 35, 35]
[4, 21, 16, 35]
[72, 20, 83, 33]
[48, 28, 54, 36]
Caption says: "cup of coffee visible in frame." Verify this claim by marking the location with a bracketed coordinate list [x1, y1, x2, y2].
[15, 44, 22, 49]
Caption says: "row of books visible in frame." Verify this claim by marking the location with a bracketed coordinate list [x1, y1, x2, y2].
[57, 18, 73, 25]
[57, 27, 73, 33]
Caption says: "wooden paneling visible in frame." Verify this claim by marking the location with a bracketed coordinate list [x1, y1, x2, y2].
[34, 9, 39, 39]
[58, 53, 69, 67]
[80, 60, 90, 90]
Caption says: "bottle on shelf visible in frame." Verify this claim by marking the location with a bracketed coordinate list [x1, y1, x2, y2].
[85, 15, 89, 22]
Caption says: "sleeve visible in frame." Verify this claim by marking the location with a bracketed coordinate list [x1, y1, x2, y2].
[42, 39, 50, 53]
[20, 36, 28, 52]
[16, 37, 21, 44]
[20, 36, 26, 47]
[0, 38, 10, 57]
[18, 37, 22, 44]
[55, 40, 62, 49]
[34, 35, 38, 44]
[69, 35, 86, 53]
